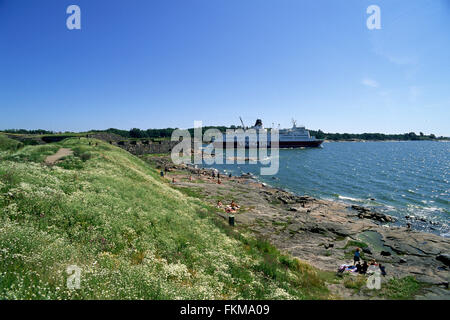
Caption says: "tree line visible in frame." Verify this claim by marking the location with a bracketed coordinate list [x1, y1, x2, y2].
[309, 130, 445, 141]
[1, 127, 447, 141]
[91, 127, 231, 139]
[1, 129, 55, 135]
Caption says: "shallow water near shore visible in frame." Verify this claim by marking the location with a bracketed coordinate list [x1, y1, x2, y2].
[202, 141, 449, 237]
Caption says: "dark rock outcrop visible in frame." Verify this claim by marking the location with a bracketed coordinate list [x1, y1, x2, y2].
[351, 205, 395, 223]
[436, 254, 450, 267]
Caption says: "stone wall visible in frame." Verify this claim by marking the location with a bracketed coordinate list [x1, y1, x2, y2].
[87, 132, 123, 143]
[113, 139, 179, 155]
[86, 133, 179, 155]
[5, 131, 179, 155]
[86, 133, 180, 155]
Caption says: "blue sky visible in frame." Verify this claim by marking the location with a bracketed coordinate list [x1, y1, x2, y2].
[0, 0, 449, 135]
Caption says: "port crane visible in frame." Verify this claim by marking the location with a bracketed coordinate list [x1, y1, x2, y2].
[239, 117, 246, 130]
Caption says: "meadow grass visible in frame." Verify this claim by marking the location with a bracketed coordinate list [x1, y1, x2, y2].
[344, 240, 368, 249]
[0, 134, 23, 152]
[0, 138, 331, 299]
[376, 276, 424, 299]
[343, 275, 367, 290]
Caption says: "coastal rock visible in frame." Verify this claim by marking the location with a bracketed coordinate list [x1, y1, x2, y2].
[380, 251, 392, 256]
[351, 205, 395, 223]
[324, 243, 334, 249]
[151, 154, 450, 298]
[351, 205, 370, 213]
[308, 225, 328, 235]
[277, 194, 297, 204]
[240, 173, 253, 178]
[436, 254, 450, 267]
[405, 215, 439, 226]
[362, 247, 372, 254]
[414, 275, 449, 287]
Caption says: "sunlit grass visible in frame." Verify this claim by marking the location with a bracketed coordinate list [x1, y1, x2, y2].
[0, 138, 331, 299]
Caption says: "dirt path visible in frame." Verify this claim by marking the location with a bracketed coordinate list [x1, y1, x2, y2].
[45, 148, 73, 165]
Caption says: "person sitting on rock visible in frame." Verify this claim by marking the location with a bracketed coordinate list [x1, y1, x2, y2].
[353, 248, 361, 265]
[217, 200, 223, 208]
[379, 263, 387, 276]
[337, 265, 345, 274]
[225, 206, 235, 214]
[355, 262, 362, 273]
[230, 200, 240, 210]
[360, 261, 368, 274]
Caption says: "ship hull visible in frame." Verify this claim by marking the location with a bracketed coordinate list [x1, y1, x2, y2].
[278, 140, 323, 148]
[213, 140, 324, 149]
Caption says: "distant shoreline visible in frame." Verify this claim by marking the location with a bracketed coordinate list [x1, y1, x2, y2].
[323, 139, 449, 143]
[2, 128, 449, 144]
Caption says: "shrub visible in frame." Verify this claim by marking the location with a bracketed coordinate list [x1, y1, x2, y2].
[0, 135, 23, 151]
[56, 156, 84, 170]
[379, 276, 423, 299]
[344, 275, 367, 290]
[344, 240, 368, 249]
[80, 152, 92, 162]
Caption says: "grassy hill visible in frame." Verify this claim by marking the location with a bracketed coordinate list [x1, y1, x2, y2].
[0, 138, 331, 299]
[0, 134, 23, 152]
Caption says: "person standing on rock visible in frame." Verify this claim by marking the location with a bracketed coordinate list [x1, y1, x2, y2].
[353, 248, 361, 265]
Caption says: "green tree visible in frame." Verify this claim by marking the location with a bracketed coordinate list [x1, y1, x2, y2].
[129, 128, 144, 138]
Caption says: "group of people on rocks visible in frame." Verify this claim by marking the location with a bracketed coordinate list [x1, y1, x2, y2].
[160, 167, 240, 212]
[162, 166, 233, 186]
[351, 247, 387, 276]
[217, 200, 240, 213]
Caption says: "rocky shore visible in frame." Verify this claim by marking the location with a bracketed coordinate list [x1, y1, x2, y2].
[144, 155, 450, 299]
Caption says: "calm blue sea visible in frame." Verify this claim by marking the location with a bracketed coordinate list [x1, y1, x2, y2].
[202, 141, 450, 237]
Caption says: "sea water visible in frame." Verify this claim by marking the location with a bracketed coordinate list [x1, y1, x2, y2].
[203, 141, 449, 237]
